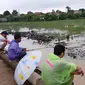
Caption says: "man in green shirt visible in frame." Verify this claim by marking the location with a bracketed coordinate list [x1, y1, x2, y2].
[42, 44, 84, 85]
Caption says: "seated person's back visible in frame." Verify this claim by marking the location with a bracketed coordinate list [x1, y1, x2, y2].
[42, 45, 84, 85]
[8, 32, 26, 60]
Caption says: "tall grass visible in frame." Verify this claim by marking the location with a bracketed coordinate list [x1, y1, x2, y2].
[0, 19, 85, 34]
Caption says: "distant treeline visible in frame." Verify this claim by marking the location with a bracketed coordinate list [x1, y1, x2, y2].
[0, 6, 85, 22]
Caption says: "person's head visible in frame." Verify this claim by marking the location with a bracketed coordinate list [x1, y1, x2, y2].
[14, 32, 21, 43]
[1, 31, 8, 38]
[54, 44, 65, 58]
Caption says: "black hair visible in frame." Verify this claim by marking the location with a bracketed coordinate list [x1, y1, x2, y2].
[54, 44, 65, 56]
[14, 32, 21, 40]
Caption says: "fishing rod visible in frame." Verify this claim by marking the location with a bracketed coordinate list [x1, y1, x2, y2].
[26, 45, 54, 51]
[26, 45, 71, 51]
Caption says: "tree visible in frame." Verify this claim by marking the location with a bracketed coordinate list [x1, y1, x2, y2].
[3, 10, 11, 16]
[52, 9, 55, 14]
[81, 12, 85, 17]
[6, 15, 13, 22]
[59, 13, 67, 20]
[27, 14, 33, 21]
[74, 13, 81, 18]
[0, 14, 3, 18]
[44, 13, 51, 21]
[69, 10, 74, 14]
[79, 8, 85, 13]
[56, 10, 60, 12]
[56, 10, 61, 13]
[20, 14, 25, 16]
[12, 10, 18, 16]
[27, 11, 33, 15]
[67, 14, 75, 19]
[50, 14, 57, 20]
[66, 6, 71, 13]
[33, 14, 40, 21]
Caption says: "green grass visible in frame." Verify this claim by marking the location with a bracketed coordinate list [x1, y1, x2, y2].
[0, 19, 85, 34]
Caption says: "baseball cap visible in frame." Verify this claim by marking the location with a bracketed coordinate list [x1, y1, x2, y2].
[1, 31, 8, 35]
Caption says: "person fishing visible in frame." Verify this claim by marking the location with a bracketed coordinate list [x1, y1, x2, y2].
[66, 34, 70, 41]
[0, 31, 10, 51]
[42, 44, 84, 85]
[8, 32, 27, 61]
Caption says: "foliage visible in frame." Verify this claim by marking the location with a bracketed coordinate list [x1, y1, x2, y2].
[3, 10, 11, 16]
[12, 10, 18, 16]
[1, 7, 85, 22]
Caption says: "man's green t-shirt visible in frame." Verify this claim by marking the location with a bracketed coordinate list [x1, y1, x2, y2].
[42, 53, 76, 85]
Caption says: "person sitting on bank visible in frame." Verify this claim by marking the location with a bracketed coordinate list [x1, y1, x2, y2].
[42, 44, 84, 85]
[8, 32, 27, 61]
[0, 31, 10, 51]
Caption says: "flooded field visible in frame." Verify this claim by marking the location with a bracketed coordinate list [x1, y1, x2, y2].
[6, 29, 85, 62]
[0, 28, 85, 85]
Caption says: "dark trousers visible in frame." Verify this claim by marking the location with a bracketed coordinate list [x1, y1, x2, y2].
[17, 51, 27, 60]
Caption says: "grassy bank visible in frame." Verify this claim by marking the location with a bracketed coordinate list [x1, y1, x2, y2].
[0, 19, 85, 34]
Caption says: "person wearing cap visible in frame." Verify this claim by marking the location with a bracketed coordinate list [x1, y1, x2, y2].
[8, 32, 27, 61]
[0, 31, 10, 51]
[42, 44, 84, 85]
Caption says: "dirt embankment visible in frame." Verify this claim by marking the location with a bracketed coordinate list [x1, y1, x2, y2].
[0, 59, 16, 85]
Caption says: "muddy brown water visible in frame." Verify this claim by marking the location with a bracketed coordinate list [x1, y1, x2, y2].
[0, 33, 85, 85]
